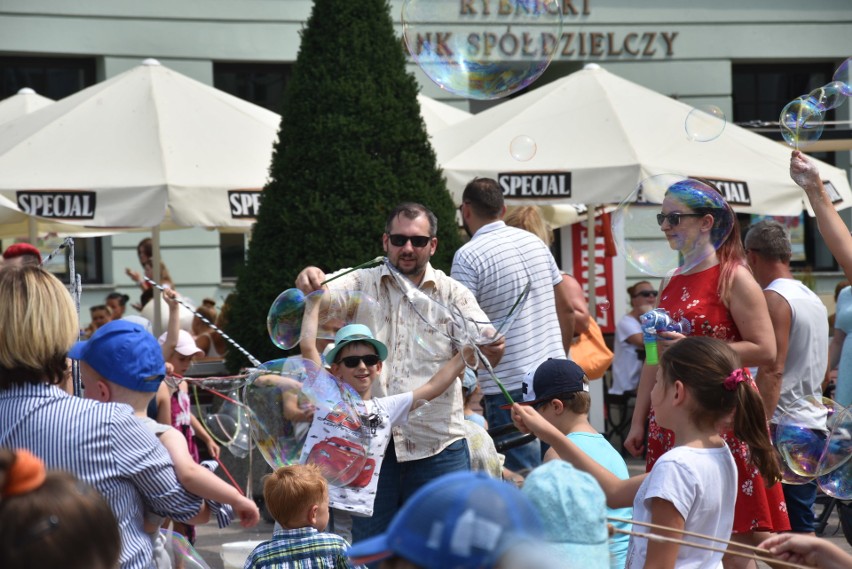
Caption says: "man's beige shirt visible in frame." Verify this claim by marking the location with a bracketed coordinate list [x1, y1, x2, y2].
[327, 262, 489, 461]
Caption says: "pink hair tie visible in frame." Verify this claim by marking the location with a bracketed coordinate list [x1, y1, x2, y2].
[723, 368, 747, 391]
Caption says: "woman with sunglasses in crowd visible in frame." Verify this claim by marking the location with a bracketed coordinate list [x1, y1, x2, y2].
[623, 179, 788, 568]
[611, 281, 657, 397]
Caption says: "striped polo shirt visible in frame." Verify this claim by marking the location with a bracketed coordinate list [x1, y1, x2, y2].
[0, 383, 204, 569]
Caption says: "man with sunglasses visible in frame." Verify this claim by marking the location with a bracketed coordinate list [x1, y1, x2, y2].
[452, 178, 570, 474]
[745, 220, 827, 535]
[295, 202, 503, 544]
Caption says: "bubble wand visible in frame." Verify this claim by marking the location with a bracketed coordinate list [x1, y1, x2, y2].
[143, 276, 262, 367]
[639, 308, 692, 366]
[320, 256, 386, 286]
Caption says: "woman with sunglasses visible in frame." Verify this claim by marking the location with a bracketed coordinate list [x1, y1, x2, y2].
[624, 178, 787, 567]
[610, 281, 657, 397]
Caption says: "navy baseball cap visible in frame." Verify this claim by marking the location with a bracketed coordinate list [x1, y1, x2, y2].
[69, 320, 165, 392]
[347, 471, 543, 568]
[521, 358, 589, 406]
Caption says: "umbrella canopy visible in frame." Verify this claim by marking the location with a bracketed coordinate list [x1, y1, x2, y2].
[0, 59, 280, 230]
[433, 64, 852, 219]
[417, 94, 471, 135]
[0, 88, 54, 126]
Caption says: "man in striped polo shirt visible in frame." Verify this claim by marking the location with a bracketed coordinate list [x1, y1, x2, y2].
[452, 178, 571, 473]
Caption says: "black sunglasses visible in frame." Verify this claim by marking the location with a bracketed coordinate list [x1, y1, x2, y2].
[338, 354, 381, 368]
[388, 234, 431, 248]
[656, 212, 705, 227]
[633, 290, 658, 299]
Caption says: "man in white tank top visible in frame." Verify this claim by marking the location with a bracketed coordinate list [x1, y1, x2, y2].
[745, 219, 828, 534]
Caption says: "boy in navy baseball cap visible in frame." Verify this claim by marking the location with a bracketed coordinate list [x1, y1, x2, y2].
[518, 359, 632, 569]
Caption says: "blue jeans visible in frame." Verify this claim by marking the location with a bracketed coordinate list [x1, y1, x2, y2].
[482, 390, 541, 473]
[351, 437, 470, 546]
[782, 481, 818, 533]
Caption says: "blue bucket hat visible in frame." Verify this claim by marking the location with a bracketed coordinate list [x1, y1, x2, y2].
[325, 324, 388, 364]
[69, 320, 165, 392]
[347, 471, 543, 568]
[522, 461, 611, 568]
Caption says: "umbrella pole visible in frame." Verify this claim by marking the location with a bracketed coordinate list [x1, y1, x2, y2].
[586, 205, 597, 318]
[27, 216, 36, 244]
[152, 226, 163, 335]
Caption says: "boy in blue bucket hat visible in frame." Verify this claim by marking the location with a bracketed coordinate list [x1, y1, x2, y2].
[300, 299, 469, 544]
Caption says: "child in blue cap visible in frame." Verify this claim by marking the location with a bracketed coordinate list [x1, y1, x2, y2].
[299, 296, 467, 543]
[70, 319, 260, 568]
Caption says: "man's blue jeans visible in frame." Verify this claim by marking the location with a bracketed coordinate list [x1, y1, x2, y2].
[482, 389, 541, 473]
[351, 437, 470, 545]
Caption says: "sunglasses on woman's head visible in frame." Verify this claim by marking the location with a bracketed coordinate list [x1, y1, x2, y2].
[338, 354, 381, 368]
[656, 212, 705, 227]
[388, 234, 431, 248]
[633, 290, 658, 299]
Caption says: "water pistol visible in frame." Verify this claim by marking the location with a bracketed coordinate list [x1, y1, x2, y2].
[638, 308, 692, 365]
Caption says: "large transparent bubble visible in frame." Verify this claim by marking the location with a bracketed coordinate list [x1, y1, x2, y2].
[816, 405, 852, 499]
[161, 529, 212, 569]
[773, 396, 839, 478]
[612, 175, 735, 278]
[832, 57, 852, 96]
[401, 0, 563, 100]
[809, 81, 847, 112]
[684, 105, 726, 142]
[267, 289, 381, 351]
[779, 96, 825, 149]
[243, 357, 371, 487]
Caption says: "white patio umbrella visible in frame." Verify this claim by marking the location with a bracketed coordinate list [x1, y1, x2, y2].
[0, 88, 54, 127]
[433, 64, 852, 219]
[417, 94, 471, 135]
[0, 59, 280, 231]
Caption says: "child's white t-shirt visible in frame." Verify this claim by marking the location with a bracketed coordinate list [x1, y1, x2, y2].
[625, 445, 736, 569]
[300, 392, 412, 516]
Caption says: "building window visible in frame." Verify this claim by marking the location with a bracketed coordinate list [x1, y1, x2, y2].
[29, 236, 104, 285]
[733, 62, 839, 272]
[0, 56, 96, 100]
[220, 232, 247, 281]
[213, 62, 291, 113]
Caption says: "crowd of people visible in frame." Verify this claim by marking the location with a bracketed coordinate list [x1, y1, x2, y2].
[2, 151, 851, 569]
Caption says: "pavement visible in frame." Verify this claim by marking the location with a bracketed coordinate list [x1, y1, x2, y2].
[194, 457, 852, 569]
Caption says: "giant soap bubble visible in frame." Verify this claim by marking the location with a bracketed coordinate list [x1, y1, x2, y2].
[779, 96, 825, 149]
[402, 0, 563, 100]
[267, 289, 382, 351]
[612, 175, 735, 278]
[243, 357, 371, 487]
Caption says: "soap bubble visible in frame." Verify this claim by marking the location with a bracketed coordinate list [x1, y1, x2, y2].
[267, 288, 382, 350]
[809, 81, 847, 112]
[684, 105, 726, 142]
[411, 399, 431, 419]
[244, 357, 370, 486]
[597, 298, 611, 316]
[612, 175, 735, 278]
[199, 389, 252, 458]
[815, 405, 852, 499]
[832, 57, 852, 96]
[401, 0, 563, 100]
[510, 135, 537, 161]
[779, 96, 825, 149]
[161, 529, 212, 569]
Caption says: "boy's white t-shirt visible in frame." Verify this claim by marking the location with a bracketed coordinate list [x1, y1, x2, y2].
[300, 392, 412, 516]
[625, 445, 736, 569]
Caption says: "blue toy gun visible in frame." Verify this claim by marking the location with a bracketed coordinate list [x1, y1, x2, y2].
[638, 308, 692, 365]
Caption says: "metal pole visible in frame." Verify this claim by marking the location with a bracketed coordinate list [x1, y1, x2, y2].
[586, 205, 597, 317]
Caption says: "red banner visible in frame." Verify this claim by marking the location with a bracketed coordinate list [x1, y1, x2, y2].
[571, 215, 616, 334]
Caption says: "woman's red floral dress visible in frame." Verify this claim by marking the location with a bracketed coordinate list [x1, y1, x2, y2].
[646, 264, 790, 533]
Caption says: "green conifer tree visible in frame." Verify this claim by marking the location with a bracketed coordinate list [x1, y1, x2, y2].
[225, 0, 461, 371]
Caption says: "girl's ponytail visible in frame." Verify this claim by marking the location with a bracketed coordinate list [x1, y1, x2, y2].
[732, 378, 782, 485]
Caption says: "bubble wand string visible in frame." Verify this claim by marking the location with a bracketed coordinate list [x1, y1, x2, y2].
[608, 526, 806, 569]
[608, 516, 770, 555]
[143, 276, 261, 367]
[320, 256, 386, 286]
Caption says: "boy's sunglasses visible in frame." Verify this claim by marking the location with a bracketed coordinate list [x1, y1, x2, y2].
[388, 234, 431, 248]
[633, 290, 658, 299]
[656, 212, 705, 227]
[338, 355, 381, 368]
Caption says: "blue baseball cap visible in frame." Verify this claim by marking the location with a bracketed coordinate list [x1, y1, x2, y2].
[347, 471, 543, 568]
[325, 324, 387, 364]
[69, 320, 165, 392]
[522, 461, 611, 567]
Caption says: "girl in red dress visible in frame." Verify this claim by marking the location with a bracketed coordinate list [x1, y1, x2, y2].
[624, 178, 789, 568]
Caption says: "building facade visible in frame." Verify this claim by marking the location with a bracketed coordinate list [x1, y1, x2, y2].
[1, 0, 850, 333]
